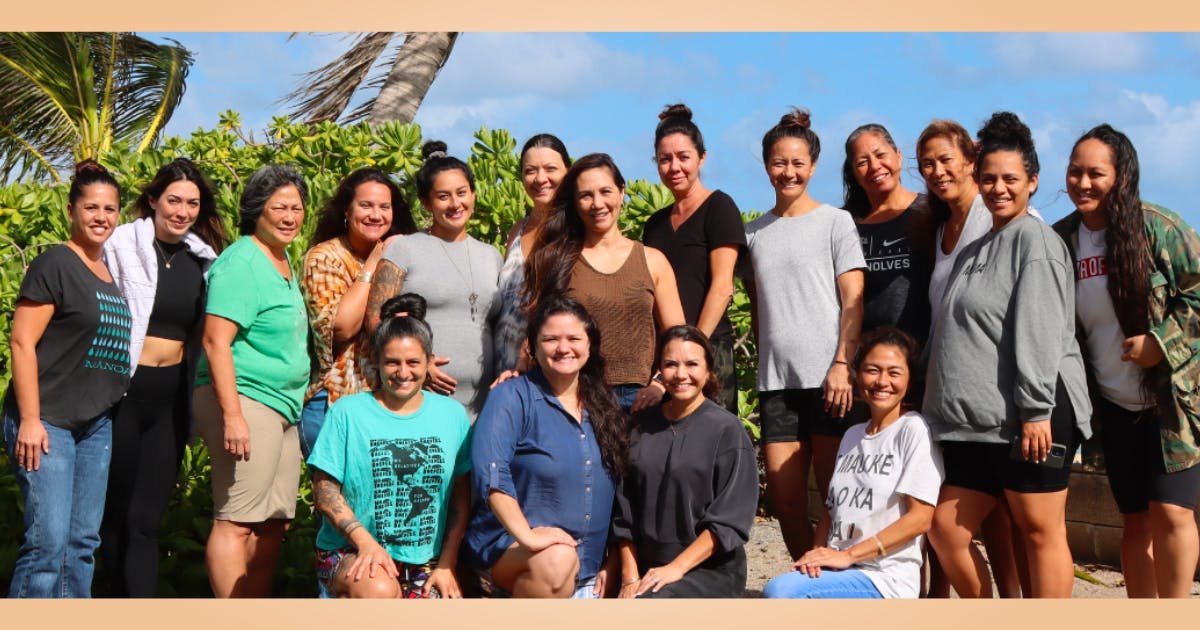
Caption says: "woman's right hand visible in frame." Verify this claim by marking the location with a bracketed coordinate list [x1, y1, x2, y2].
[618, 579, 641, 599]
[822, 362, 853, 418]
[14, 418, 49, 471]
[490, 369, 521, 389]
[363, 235, 398, 274]
[223, 414, 251, 461]
[519, 526, 578, 552]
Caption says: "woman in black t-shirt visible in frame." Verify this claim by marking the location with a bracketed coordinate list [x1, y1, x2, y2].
[642, 104, 747, 414]
[841, 124, 935, 349]
[99, 158, 228, 597]
[3, 160, 132, 598]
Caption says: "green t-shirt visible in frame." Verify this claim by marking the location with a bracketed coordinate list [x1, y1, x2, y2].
[196, 236, 309, 422]
[308, 391, 472, 564]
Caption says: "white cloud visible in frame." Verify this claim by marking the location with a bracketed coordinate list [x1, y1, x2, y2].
[426, 33, 663, 103]
[989, 33, 1153, 76]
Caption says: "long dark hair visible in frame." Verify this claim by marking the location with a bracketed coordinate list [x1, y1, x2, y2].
[527, 294, 628, 476]
[135, 157, 228, 252]
[524, 153, 626, 317]
[311, 167, 417, 246]
[916, 120, 978, 225]
[842, 123, 898, 219]
[1071, 125, 1152, 399]
[657, 325, 720, 401]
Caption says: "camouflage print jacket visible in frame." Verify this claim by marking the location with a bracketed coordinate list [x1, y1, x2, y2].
[1053, 203, 1200, 472]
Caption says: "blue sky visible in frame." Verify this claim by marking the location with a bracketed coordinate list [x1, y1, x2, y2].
[158, 32, 1200, 227]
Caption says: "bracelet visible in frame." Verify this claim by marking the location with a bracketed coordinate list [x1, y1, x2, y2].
[652, 372, 665, 384]
[623, 577, 639, 585]
[357, 270, 374, 283]
[870, 534, 886, 557]
[833, 360, 848, 366]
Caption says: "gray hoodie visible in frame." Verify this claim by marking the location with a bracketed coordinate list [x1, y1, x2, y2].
[924, 213, 1092, 443]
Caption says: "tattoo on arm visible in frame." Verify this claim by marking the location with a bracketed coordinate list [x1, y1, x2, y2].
[313, 470, 362, 539]
[365, 260, 406, 335]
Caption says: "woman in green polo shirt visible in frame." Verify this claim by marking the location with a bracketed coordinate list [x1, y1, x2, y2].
[193, 164, 311, 598]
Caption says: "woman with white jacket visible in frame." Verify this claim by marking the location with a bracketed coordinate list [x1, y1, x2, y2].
[99, 158, 227, 597]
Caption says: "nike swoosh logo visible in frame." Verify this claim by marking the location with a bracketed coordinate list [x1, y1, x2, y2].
[882, 237, 906, 248]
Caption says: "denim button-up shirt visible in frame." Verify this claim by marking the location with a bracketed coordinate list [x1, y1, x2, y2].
[465, 369, 615, 580]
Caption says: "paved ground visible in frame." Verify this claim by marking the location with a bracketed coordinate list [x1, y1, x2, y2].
[742, 517, 1200, 598]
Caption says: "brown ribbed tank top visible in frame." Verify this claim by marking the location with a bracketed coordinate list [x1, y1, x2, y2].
[568, 242, 657, 386]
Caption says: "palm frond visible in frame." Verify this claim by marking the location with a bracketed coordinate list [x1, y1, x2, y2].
[108, 35, 193, 152]
[0, 32, 91, 179]
[282, 32, 395, 124]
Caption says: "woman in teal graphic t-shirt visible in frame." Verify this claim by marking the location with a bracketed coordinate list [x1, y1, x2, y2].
[309, 293, 471, 598]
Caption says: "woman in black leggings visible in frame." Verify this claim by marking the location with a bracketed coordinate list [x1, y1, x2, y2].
[100, 158, 228, 596]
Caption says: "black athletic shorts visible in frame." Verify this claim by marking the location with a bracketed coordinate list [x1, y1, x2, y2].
[940, 378, 1081, 496]
[759, 388, 865, 443]
[1096, 396, 1200, 513]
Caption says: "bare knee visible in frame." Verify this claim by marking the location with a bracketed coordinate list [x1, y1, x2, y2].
[527, 544, 580, 594]
[1149, 502, 1198, 531]
[343, 574, 402, 599]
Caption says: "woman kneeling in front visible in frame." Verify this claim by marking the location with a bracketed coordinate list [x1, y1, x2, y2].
[764, 327, 943, 598]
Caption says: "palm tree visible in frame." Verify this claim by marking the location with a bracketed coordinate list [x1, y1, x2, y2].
[0, 32, 193, 183]
[283, 32, 458, 126]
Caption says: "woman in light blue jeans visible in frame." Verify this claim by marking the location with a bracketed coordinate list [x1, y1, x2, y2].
[3, 160, 131, 597]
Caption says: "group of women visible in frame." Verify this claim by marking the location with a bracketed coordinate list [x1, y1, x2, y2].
[3, 101, 1198, 600]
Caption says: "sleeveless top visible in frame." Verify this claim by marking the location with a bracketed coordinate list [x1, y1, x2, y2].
[493, 224, 529, 373]
[568, 241, 656, 386]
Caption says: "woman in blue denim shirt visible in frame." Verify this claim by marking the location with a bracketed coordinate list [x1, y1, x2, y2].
[465, 294, 628, 598]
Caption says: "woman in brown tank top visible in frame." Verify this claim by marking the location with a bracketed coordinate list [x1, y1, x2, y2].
[526, 153, 685, 412]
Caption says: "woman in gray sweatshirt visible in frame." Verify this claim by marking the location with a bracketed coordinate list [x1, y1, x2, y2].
[923, 112, 1091, 598]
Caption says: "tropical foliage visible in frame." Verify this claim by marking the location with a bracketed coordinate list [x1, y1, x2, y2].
[0, 32, 193, 182]
[0, 115, 761, 596]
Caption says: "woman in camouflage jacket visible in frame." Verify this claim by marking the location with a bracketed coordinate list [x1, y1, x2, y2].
[1053, 124, 1200, 598]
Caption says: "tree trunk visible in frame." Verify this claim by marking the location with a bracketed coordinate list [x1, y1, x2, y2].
[368, 32, 457, 126]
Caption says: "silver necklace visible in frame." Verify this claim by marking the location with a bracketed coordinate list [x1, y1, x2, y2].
[434, 233, 479, 321]
[153, 239, 181, 269]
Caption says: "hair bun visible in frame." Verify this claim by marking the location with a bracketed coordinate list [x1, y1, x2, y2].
[977, 111, 1032, 148]
[421, 140, 449, 160]
[778, 107, 812, 130]
[658, 103, 693, 122]
[381, 292, 428, 322]
[74, 158, 110, 177]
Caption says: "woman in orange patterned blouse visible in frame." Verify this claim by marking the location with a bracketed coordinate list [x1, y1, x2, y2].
[300, 168, 418, 457]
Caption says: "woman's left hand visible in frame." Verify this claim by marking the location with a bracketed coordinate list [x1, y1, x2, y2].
[424, 355, 458, 395]
[422, 566, 461, 599]
[792, 546, 854, 578]
[630, 381, 666, 413]
[1122, 334, 1165, 368]
[635, 564, 685, 596]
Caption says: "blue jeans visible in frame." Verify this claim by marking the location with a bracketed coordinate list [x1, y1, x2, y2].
[298, 390, 328, 460]
[3, 407, 113, 598]
[762, 569, 883, 599]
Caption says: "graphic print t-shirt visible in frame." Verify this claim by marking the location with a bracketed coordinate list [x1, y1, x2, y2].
[824, 412, 943, 598]
[857, 197, 934, 343]
[1073, 224, 1149, 410]
[5, 245, 131, 429]
[308, 392, 472, 564]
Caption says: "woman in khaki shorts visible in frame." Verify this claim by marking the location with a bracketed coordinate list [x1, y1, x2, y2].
[193, 165, 311, 597]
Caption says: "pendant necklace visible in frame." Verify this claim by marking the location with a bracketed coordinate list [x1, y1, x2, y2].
[153, 239, 181, 269]
[435, 232, 479, 321]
